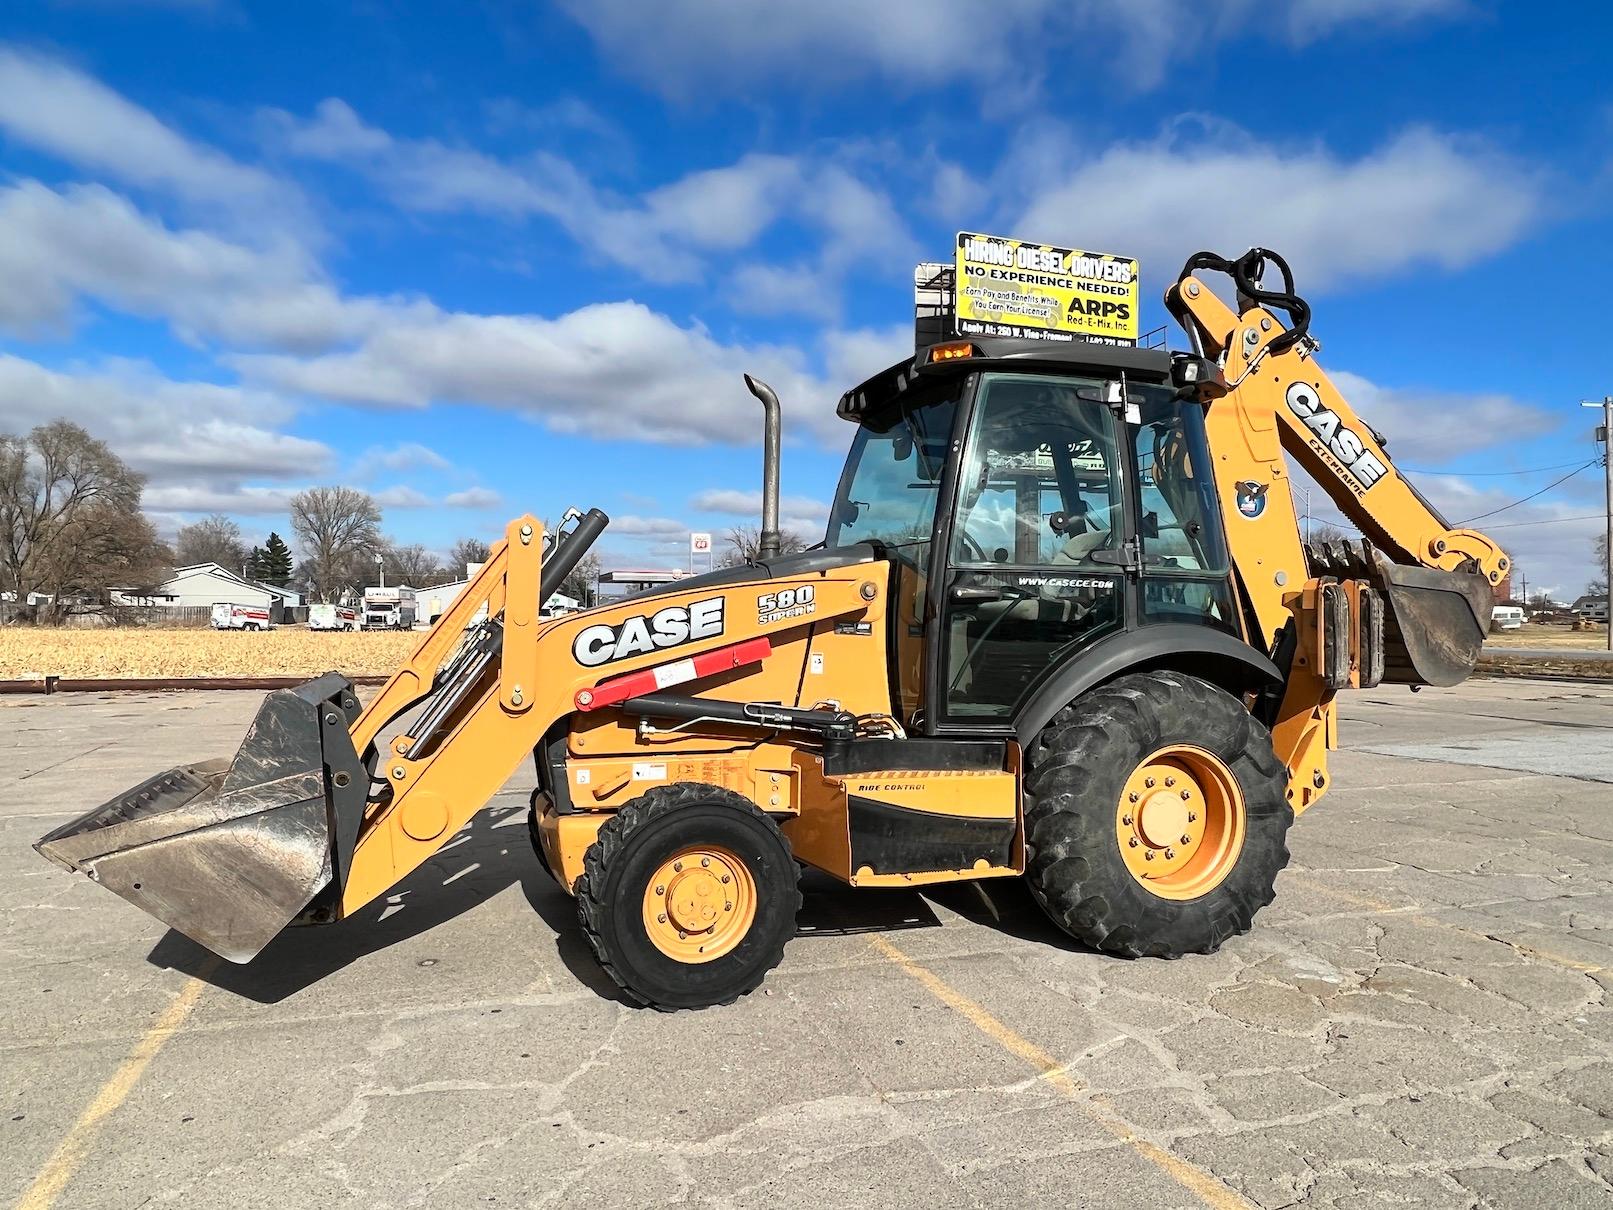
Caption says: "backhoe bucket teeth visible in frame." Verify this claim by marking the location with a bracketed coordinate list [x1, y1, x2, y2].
[1305, 540, 1493, 687]
[33, 673, 367, 963]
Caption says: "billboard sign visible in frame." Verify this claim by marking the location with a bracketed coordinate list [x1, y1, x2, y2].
[954, 232, 1139, 345]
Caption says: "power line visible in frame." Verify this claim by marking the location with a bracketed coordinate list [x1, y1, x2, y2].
[1400, 459, 1592, 477]
[1455, 459, 1600, 525]
[1480, 512, 1606, 531]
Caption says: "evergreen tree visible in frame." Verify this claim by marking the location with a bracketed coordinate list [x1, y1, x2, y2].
[246, 545, 267, 580]
[261, 531, 294, 586]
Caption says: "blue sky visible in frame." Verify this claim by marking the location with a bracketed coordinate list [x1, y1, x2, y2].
[0, 1, 1609, 593]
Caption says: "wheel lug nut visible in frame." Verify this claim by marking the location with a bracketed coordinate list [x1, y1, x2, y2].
[1187, 812, 1197, 822]
[1145, 777, 1155, 788]
[1181, 790, 1191, 800]
[701, 857, 710, 867]
[1128, 792, 1139, 803]
[1180, 834, 1191, 845]
[677, 930, 686, 939]
[655, 885, 665, 895]
[657, 914, 667, 923]
[1165, 777, 1175, 787]
[674, 861, 682, 872]
[1144, 850, 1155, 861]
[721, 874, 730, 884]
[724, 902, 732, 911]
[1165, 847, 1176, 859]
[1122, 814, 1133, 826]
[1128, 837, 1139, 848]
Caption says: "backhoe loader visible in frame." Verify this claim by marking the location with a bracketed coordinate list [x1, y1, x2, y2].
[38, 248, 1508, 1009]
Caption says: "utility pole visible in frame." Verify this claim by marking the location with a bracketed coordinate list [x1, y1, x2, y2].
[1582, 395, 1613, 652]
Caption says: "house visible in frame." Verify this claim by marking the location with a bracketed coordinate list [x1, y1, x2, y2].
[1571, 594, 1609, 621]
[116, 564, 303, 621]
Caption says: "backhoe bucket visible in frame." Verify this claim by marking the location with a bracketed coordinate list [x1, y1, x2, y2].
[34, 673, 367, 962]
[1307, 541, 1493, 687]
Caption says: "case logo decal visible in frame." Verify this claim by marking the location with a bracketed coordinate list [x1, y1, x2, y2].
[572, 598, 725, 667]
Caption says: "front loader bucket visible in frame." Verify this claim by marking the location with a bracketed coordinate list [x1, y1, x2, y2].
[34, 673, 367, 962]
[1306, 541, 1493, 687]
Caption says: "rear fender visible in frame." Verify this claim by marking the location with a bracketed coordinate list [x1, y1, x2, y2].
[1012, 624, 1282, 745]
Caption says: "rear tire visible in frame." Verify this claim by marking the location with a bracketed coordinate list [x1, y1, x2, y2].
[576, 783, 800, 1010]
[1024, 670, 1291, 958]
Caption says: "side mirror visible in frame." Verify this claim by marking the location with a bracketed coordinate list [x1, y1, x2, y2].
[1171, 354, 1228, 402]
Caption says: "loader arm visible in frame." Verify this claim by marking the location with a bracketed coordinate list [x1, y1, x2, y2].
[1164, 250, 1508, 810]
[337, 516, 879, 917]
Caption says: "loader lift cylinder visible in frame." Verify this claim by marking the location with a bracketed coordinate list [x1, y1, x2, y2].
[401, 507, 610, 761]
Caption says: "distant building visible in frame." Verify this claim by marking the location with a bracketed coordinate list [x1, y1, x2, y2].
[116, 563, 302, 620]
[414, 562, 579, 624]
[1571, 594, 1609, 620]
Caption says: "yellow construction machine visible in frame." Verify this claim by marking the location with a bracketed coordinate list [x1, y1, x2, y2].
[38, 248, 1508, 1009]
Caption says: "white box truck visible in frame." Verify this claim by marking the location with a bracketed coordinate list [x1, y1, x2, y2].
[308, 603, 361, 631]
[362, 585, 417, 630]
[211, 602, 272, 631]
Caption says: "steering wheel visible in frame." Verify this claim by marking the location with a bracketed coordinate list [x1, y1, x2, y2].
[957, 531, 991, 563]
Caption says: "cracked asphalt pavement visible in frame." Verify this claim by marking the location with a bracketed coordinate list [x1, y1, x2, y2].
[4, 678, 1613, 1208]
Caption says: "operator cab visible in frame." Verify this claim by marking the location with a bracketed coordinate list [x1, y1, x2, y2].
[830, 338, 1238, 733]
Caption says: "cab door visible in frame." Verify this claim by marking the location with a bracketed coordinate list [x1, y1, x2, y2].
[932, 372, 1129, 727]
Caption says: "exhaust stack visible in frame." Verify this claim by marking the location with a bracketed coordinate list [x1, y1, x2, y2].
[744, 374, 782, 561]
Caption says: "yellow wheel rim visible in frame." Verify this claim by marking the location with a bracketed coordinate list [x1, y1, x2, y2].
[641, 845, 757, 963]
[1115, 745, 1246, 901]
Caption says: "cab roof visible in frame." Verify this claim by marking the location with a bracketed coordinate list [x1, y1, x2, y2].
[837, 337, 1175, 422]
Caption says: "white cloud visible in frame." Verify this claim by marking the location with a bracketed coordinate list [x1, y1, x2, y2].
[142, 484, 301, 516]
[374, 485, 433, 508]
[0, 180, 420, 350]
[267, 100, 806, 282]
[557, 0, 1471, 97]
[1014, 125, 1544, 292]
[352, 442, 452, 478]
[230, 301, 849, 446]
[0, 46, 298, 220]
[0, 353, 329, 485]
[1284, 0, 1469, 41]
[444, 486, 502, 509]
[267, 101, 910, 297]
[690, 488, 829, 519]
[609, 515, 689, 536]
[1327, 371, 1553, 465]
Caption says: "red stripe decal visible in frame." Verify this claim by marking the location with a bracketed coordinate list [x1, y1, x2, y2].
[575, 636, 772, 711]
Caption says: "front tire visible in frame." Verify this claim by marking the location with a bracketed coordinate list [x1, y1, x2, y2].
[1024, 670, 1292, 958]
[576, 783, 800, 1010]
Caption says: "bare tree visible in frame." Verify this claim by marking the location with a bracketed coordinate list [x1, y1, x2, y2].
[1592, 533, 1608, 597]
[721, 524, 809, 566]
[175, 513, 247, 570]
[382, 540, 440, 587]
[561, 551, 601, 606]
[0, 421, 166, 618]
[290, 486, 382, 603]
[1307, 522, 1353, 547]
[447, 536, 491, 576]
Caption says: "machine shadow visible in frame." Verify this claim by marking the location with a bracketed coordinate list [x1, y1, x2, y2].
[147, 801, 617, 1005]
[148, 806, 1092, 1006]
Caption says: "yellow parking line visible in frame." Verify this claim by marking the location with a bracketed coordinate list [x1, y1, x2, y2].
[17, 961, 216, 1210]
[869, 935, 1253, 1210]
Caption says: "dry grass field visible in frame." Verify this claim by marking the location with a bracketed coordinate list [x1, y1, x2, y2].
[0, 627, 420, 679]
[1485, 621, 1609, 649]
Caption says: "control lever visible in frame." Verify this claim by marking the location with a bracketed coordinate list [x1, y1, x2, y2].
[951, 584, 1008, 603]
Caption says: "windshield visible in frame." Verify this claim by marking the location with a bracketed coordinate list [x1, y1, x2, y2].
[826, 380, 962, 549]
